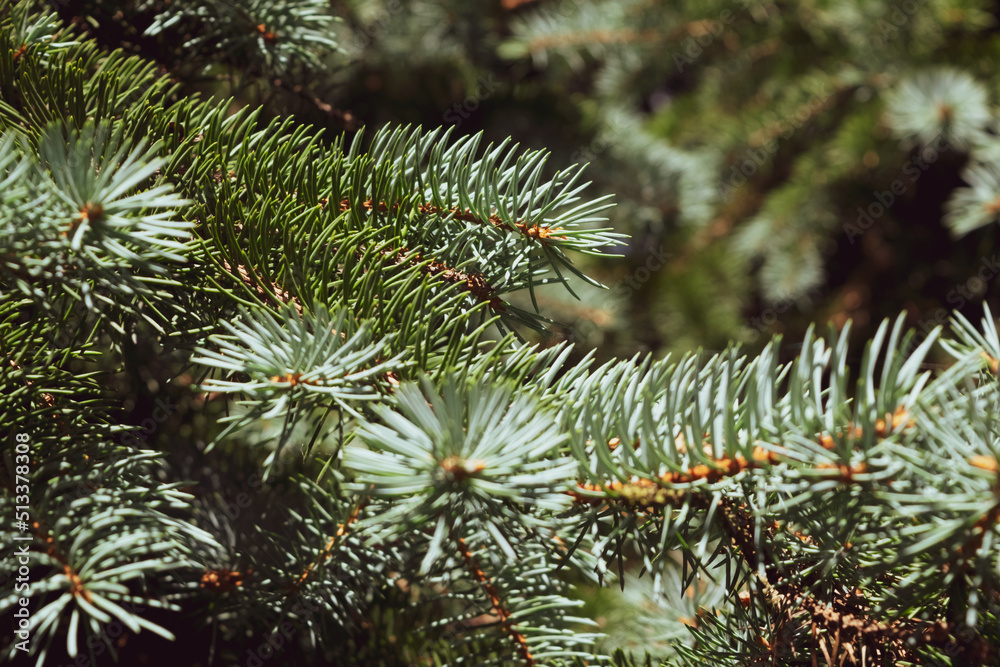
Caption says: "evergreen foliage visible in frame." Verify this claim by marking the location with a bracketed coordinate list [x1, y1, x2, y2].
[496, 0, 1000, 355]
[2, 1, 1000, 666]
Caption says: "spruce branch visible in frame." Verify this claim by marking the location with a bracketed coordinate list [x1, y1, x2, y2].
[885, 67, 991, 150]
[7, 3, 1000, 664]
[450, 526, 536, 665]
[144, 0, 340, 76]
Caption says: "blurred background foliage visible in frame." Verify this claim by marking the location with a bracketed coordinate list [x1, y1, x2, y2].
[59, 0, 1000, 368]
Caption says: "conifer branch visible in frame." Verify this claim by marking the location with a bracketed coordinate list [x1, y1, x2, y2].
[287, 500, 364, 595]
[333, 197, 570, 246]
[7, 3, 1000, 664]
[524, 27, 660, 53]
[449, 527, 535, 666]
